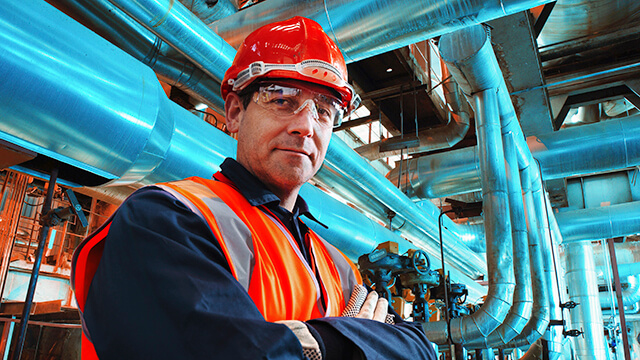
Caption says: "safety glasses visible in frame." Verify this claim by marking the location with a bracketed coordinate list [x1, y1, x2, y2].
[231, 60, 361, 112]
[252, 84, 346, 127]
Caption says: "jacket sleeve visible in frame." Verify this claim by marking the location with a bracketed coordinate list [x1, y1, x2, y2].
[82, 187, 437, 360]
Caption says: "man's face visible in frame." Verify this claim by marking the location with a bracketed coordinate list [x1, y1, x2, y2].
[225, 80, 337, 196]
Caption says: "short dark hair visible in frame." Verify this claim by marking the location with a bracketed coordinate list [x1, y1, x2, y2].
[237, 83, 260, 109]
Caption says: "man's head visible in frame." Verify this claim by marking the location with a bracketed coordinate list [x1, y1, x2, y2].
[222, 17, 358, 204]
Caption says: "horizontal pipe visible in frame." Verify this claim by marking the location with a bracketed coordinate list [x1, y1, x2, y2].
[391, 115, 640, 199]
[556, 201, 640, 243]
[599, 275, 640, 308]
[211, 0, 554, 64]
[51, 0, 225, 112]
[107, 0, 236, 82]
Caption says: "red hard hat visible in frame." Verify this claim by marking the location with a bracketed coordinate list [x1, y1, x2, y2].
[221, 16, 359, 111]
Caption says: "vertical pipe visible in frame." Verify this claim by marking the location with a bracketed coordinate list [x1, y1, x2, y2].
[507, 168, 550, 348]
[608, 238, 632, 360]
[12, 168, 58, 360]
[466, 132, 533, 349]
[563, 241, 607, 359]
[448, 88, 514, 344]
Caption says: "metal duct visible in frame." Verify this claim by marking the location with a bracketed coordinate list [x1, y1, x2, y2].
[599, 275, 640, 308]
[389, 147, 482, 199]
[391, 115, 640, 199]
[211, 0, 554, 63]
[0, 0, 420, 265]
[355, 62, 471, 161]
[563, 242, 608, 359]
[51, 0, 225, 111]
[556, 201, 640, 243]
[466, 133, 532, 349]
[106, 0, 236, 82]
[422, 89, 515, 345]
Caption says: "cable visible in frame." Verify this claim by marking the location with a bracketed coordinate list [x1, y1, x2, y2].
[535, 158, 567, 327]
[438, 209, 455, 345]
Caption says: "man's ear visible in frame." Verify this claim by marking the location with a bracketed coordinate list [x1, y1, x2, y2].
[225, 92, 244, 133]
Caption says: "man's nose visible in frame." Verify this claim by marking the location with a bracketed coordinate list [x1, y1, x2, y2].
[289, 99, 316, 136]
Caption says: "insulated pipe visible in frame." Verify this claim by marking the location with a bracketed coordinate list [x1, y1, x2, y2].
[598, 262, 640, 280]
[0, 0, 420, 265]
[449, 89, 514, 345]
[563, 242, 608, 359]
[556, 201, 640, 243]
[505, 167, 550, 349]
[537, 190, 564, 360]
[422, 89, 515, 345]
[599, 275, 640, 308]
[211, 0, 554, 63]
[51, 0, 225, 111]
[391, 115, 640, 199]
[466, 133, 532, 349]
[105, 0, 236, 82]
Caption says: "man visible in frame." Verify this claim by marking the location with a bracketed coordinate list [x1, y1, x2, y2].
[72, 17, 436, 359]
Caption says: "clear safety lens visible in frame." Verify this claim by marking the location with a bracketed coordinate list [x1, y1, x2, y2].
[253, 84, 345, 127]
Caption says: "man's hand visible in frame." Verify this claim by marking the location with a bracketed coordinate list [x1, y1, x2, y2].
[341, 284, 395, 324]
[355, 291, 388, 323]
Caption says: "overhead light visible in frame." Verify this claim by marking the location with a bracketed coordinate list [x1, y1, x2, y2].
[195, 103, 208, 111]
[386, 68, 393, 73]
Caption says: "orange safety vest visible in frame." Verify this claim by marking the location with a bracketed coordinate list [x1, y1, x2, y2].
[72, 175, 362, 359]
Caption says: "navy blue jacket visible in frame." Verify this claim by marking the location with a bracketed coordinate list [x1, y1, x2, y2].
[83, 158, 437, 359]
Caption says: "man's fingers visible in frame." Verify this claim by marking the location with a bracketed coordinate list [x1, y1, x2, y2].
[372, 297, 388, 322]
[355, 291, 378, 319]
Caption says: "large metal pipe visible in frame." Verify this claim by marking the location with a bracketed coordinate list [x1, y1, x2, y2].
[556, 201, 640, 243]
[390, 115, 640, 199]
[50, 0, 225, 111]
[0, 0, 424, 268]
[505, 167, 550, 349]
[422, 89, 515, 345]
[598, 262, 640, 280]
[563, 242, 608, 359]
[466, 133, 532, 349]
[106, 0, 236, 82]
[211, 0, 554, 63]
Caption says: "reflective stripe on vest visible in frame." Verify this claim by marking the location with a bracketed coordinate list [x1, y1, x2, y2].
[159, 176, 361, 321]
